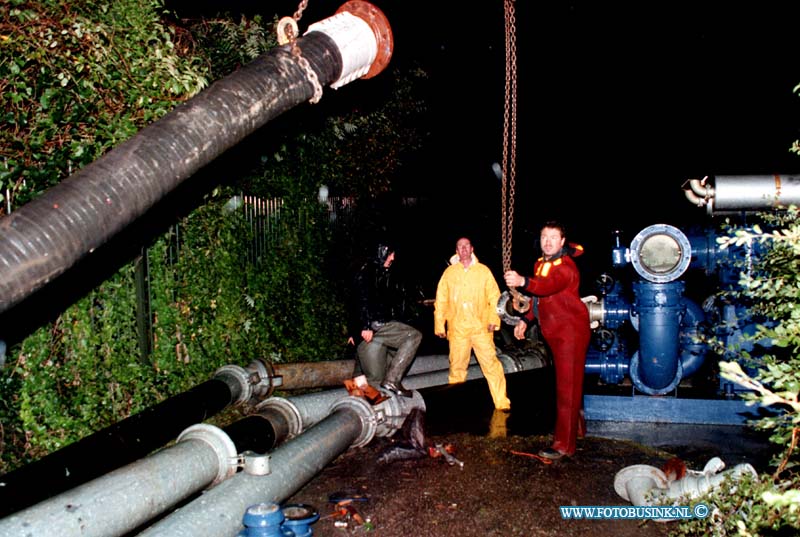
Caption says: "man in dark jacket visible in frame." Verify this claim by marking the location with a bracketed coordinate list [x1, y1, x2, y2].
[349, 241, 422, 397]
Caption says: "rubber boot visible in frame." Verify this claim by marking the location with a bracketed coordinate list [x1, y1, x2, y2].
[381, 327, 421, 398]
[356, 340, 388, 386]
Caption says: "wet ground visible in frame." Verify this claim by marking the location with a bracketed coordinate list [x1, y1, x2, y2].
[284, 368, 776, 536]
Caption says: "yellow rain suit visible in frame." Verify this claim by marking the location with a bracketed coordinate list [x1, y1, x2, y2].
[434, 253, 511, 410]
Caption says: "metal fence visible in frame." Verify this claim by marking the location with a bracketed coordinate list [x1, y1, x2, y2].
[237, 194, 357, 264]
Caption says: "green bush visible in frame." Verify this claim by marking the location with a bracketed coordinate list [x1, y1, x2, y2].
[673, 206, 800, 535]
[0, 1, 427, 473]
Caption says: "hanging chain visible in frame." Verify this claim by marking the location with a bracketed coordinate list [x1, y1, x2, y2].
[276, 0, 324, 104]
[501, 0, 530, 314]
[501, 0, 518, 274]
[292, 0, 309, 21]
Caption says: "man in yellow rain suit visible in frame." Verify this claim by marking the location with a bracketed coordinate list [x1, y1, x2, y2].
[434, 237, 511, 411]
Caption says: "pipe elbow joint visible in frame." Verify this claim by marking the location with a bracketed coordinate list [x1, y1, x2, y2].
[682, 177, 715, 207]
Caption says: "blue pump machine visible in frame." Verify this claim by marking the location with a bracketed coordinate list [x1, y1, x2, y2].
[579, 174, 800, 424]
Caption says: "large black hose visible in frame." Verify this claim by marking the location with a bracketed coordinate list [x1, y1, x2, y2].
[0, 32, 342, 316]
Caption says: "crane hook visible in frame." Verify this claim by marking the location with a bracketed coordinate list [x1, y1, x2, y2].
[496, 290, 532, 326]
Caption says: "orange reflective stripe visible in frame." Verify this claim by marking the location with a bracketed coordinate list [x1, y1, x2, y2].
[538, 258, 562, 278]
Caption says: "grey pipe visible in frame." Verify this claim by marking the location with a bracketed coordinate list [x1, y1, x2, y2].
[0, 2, 393, 315]
[0, 360, 268, 518]
[683, 174, 800, 215]
[257, 384, 425, 440]
[614, 457, 758, 523]
[135, 405, 367, 537]
[218, 350, 535, 396]
[134, 348, 544, 537]
[0, 385, 424, 537]
[258, 348, 545, 435]
[404, 352, 548, 390]
[0, 424, 238, 537]
[260, 354, 455, 392]
[711, 174, 800, 213]
[0, 344, 541, 536]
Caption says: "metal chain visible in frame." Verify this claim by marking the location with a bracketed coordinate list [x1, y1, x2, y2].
[277, 0, 323, 104]
[501, 0, 530, 314]
[292, 0, 309, 21]
[501, 0, 518, 273]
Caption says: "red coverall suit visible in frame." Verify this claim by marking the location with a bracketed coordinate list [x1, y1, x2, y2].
[521, 245, 590, 456]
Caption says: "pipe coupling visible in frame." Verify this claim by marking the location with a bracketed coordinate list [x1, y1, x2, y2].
[329, 396, 378, 447]
[371, 390, 426, 438]
[306, 3, 391, 89]
[253, 397, 304, 439]
[245, 358, 281, 399]
[214, 364, 254, 406]
[177, 423, 238, 486]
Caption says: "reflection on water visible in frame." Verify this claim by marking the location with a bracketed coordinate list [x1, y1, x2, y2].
[417, 366, 774, 472]
[488, 409, 510, 438]
[420, 368, 555, 437]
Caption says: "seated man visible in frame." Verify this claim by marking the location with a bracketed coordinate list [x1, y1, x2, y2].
[348, 241, 422, 397]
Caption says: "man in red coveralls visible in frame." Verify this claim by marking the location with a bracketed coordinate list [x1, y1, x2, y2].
[503, 221, 591, 460]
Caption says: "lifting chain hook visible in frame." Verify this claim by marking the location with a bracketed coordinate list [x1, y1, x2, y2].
[276, 17, 299, 46]
[276, 0, 323, 104]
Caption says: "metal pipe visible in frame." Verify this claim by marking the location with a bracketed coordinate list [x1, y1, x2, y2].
[0, 424, 238, 537]
[0, 381, 421, 536]
[0, 382, 424, 532]
[268, 354, 454, 391]
[683, 174, 800, 215]
[404, 351, 548, 390]
[710, 174, 800, 213]
[0, 345, 537, 534]
[0, 1, 393, 316]
[271, 359, 358, 390]
[257, 386, 425, 440]
[630, 281, 686, 394]
[0, 372, 241, 518]
[258, 347, 546, 435]
[135, 405, 369, 537]
[614, 457, 758, 522]
[269, 352, 537, 392]
[0, 347, 452, 517]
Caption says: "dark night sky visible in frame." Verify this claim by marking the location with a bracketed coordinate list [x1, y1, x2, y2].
[170, 1, 800, 285]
